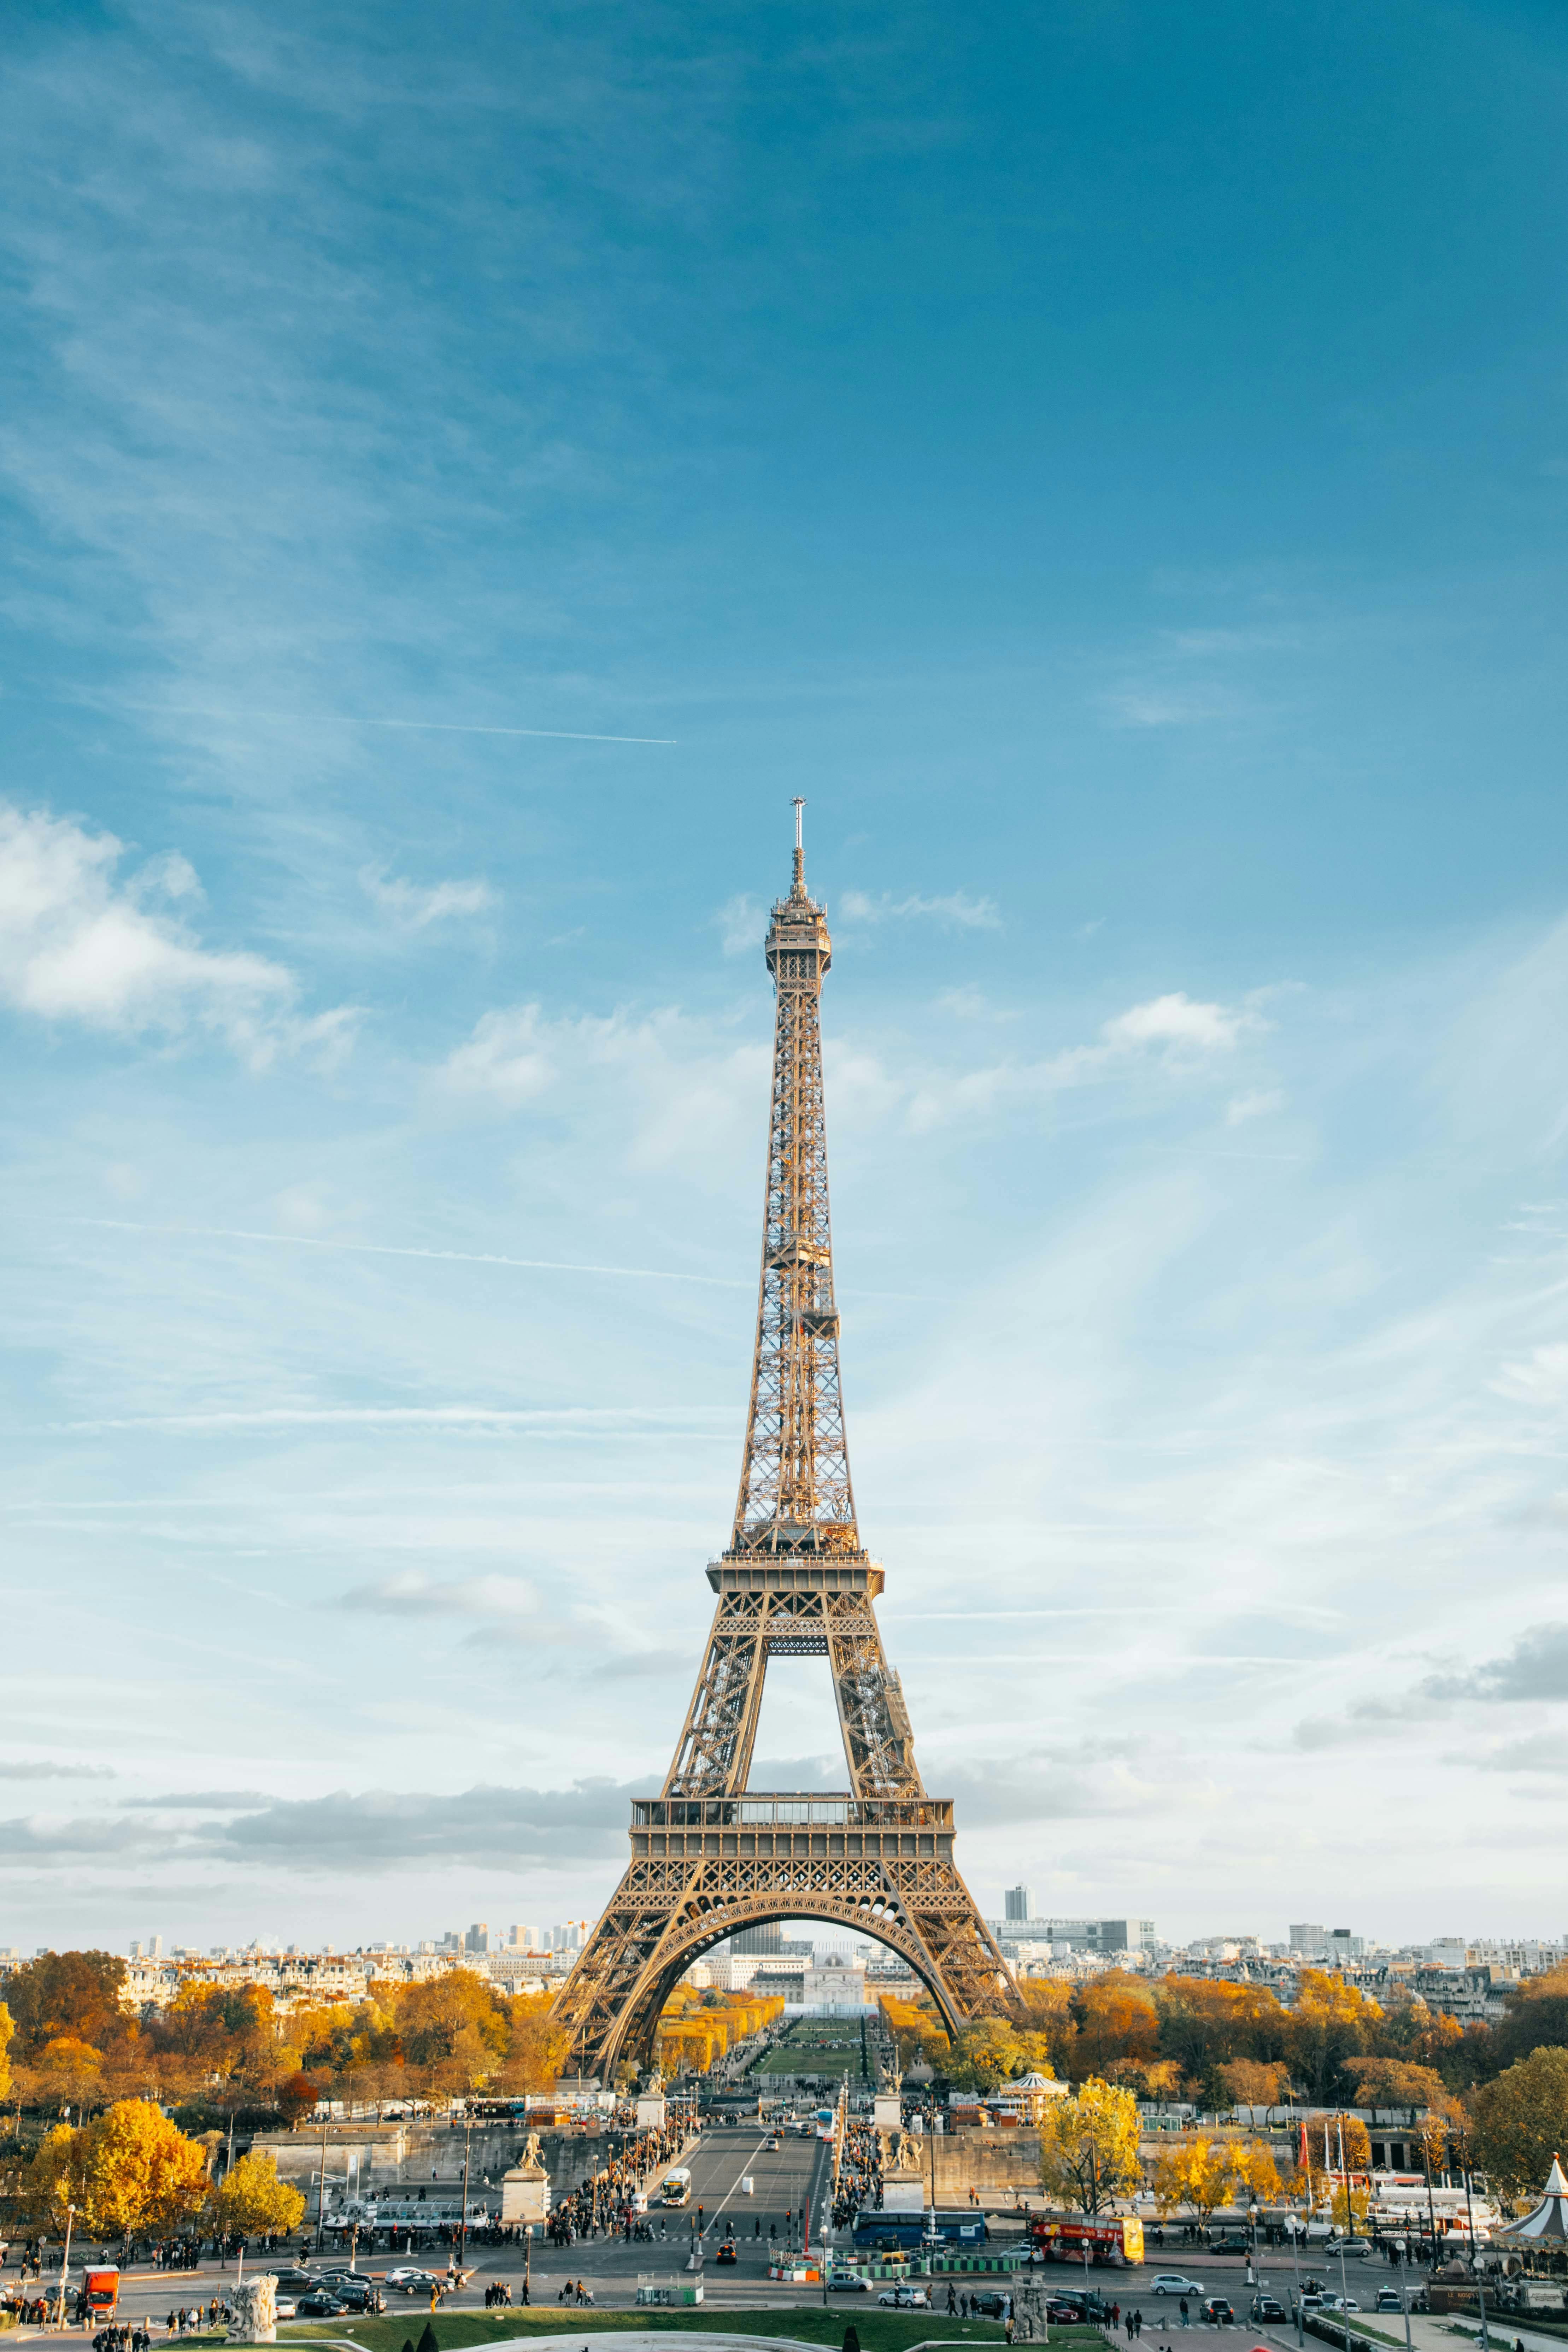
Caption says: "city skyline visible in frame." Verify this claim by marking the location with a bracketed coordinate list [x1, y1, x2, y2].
[4, 1, 1568, 1950]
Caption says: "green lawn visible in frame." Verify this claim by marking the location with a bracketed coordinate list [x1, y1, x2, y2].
[754, 2048, 863, 2080]
[283, 2312, 1104, 2352]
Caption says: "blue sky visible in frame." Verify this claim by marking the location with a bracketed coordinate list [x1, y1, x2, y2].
[3, 0, 1567, 1957]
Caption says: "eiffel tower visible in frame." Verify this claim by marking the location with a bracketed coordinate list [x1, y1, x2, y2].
[552, 806, 1016, 2079]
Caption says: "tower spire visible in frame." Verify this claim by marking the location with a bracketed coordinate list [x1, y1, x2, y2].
[732, 808, 855, 1555]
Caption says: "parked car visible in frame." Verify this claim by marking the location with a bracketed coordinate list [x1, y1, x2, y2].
[1319, 2293, 1361, 2313]
[1375, 2288, 1406, 2312]
[296, 2292, 348, 2318]
[968, 2291, 1013, 2319]
[272, 2269, 317, 2293]
[1337, 2239, 1374, 2259]
[1047, 2301, 1089, 2324]
[384, 2268, 442, 2295]
[877, 2285, 930, 2308]
[1250, 2295, 1287, 2321]
[1048, 2289, 1109, 2323]
[332, 2280, 385, 2312]
[828, 2272, 872, 2293]
[1200, 2298, 1235, 2326]
[1152, 2276, 1207, 2298]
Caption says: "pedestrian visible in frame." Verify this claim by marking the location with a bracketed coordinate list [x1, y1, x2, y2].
[1179, 2300, 1189, 2329]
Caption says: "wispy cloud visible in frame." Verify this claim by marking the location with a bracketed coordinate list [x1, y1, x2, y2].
[906, 989, 1263, 1131]
[57, 1217, 747, 1288]
[840, 888, 1002, 930]
[359, 867, 497, 929]
[1295, 1623, 1568, 1748]
[205, 1778, 658, 1870]
[0, 1760, 116, 1781]
[338, 1570, 539, 1618]
[716, 894, 767, 956]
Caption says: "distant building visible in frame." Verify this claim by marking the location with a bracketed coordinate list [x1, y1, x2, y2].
[803, 1954, 871, 2013]
[1290, 1923, 1328, 1959]
[987, 1914, 1154, 1956]
[1004, 1885, 1033, 1922]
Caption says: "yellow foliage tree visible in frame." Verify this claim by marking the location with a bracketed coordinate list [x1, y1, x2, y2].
[22, 2103, 209, 2240]
[0, 2002, 13, 2101]
[393, 1969, 507, 2092]
[85, 2100, 210, 2238]
[1038, 2077, 1141, 2214]
[1150, 2138, 1237, 2224]
[1329, 2180, 1372, 2232]
[1305, 2114, 1372, 2171]
[1231, 2141, 1283, 2204]
[1287, 1972, 1382, 2104]
[211, 2151, 306, 2239]
[1218, 2059, 1288, 2117]
[495, 1998, 572, 2094]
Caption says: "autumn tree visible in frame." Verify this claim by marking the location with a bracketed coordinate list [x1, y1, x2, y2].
[4, 1952, 130, 2060]
[494, 1999, 571, 2094]
[393, 1970, 507, 2093]
[1016, 1981, 1078, 2076]
[1231, 2142, 1283, 2204]
[33, 2034, 106, 2113]
[1304, 2114, 1372, 2171]
[1072, 1975, 1159, 2081]
[211, 2151, 306, 2239]
[1344, 2057, 1456, 2119]
[0, 2002, 13, 2100]
[1287, 1973, 1382, 2103]
[879, 1994, 947, 2074]
[21, 2103, 207, 2240]
[1468, 2047, 1568, 2203]
[1155, 1980, 1287, 2094]
[1038, 2078, 1141, 2214]
[1491, 1965, 1568, 2072]
[1150, 2138, 1236, 2224]
[1219, 2059, 1289, 2119]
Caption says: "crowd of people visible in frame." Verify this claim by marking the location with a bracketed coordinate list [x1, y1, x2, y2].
[543, 2113, 701, 2248]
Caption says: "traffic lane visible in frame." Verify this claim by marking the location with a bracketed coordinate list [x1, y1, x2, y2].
[669, 2128, 823, 2240]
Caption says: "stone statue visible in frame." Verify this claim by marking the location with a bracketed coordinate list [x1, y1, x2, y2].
[229, 2275, 277, 2344]
[894, 2130, 923, 2172]
[519, 2132, 544, 2172]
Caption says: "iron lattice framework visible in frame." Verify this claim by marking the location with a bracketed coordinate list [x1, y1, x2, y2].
[552, 810, 1016, 2078]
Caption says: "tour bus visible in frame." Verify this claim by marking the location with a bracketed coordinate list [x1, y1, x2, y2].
[816, 2107, 836, 2141]
[852, 2212, 987, 2254]
[1029, 2215, 1145, 2266]
[662, 2167, 693, 2206]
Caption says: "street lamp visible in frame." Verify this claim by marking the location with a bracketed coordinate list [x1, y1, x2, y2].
[54, 2203, 77, 2330]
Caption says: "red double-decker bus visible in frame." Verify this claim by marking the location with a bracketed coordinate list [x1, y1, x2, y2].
[1029, 2216, 1145, 2266]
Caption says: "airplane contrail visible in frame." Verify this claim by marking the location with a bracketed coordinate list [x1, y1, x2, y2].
[54, 696, 677, 746]
[62, 1218, 745, 1286]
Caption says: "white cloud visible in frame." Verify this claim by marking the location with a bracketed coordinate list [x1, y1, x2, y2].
[339, 1570, 539, 1619]
[441, 1004, 555, 1106]
[906, 988, 1259, 1131]
[359, 867, 496, 928]
[716, 893, 766, 956]
[1101, 991, 1253, 1053]
[1227, 1088, 1286, 1125]
[437, 1001, 769, 1184]
[0, 802, 351, 1066]
[840, 887, 1001, 930]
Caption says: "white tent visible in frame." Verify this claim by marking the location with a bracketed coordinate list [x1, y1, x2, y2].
[1496, 2155, 1568, 2244]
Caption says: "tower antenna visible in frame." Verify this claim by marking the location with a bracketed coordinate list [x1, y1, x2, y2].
[792, 796, 806, 890]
